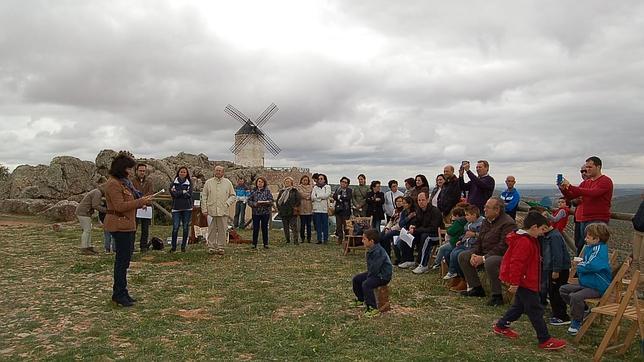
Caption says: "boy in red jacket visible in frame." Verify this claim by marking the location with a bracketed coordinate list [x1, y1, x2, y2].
[493, 212, 567, 350]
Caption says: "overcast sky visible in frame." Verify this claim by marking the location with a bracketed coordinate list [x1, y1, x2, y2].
[1, 0, 643, 186]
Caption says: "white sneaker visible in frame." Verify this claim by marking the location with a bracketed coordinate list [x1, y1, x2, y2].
[412, 265, 429, 274]
[431, 264, 440, 270]
[398, 261, 415, 269]
[443, 272, 458, 280]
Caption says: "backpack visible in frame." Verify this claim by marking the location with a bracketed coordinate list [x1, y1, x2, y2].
[150, 237, 164, 250]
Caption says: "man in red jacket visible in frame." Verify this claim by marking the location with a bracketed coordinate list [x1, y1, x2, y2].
[559, 156, 613, 253]
[493, 212, 566, 350]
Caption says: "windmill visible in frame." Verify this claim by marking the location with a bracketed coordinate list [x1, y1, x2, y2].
[225, 103, 281, 168]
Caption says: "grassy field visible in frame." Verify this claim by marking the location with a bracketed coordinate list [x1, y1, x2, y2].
[0, 215, 640, 361]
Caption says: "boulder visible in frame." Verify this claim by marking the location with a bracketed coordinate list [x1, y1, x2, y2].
[8, 164, 50, 199]
[46, 156, 96, 198]
[0, 199, 53, 214]
[40, 200, 79, 221]
[95, 149, 118, 177]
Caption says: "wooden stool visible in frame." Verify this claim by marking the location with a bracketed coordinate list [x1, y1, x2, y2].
[375, 285, 391, 312]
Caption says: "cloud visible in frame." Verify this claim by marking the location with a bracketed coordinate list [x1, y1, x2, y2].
[0, 0, 643, 186]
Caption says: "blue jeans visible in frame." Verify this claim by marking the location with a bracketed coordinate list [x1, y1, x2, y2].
[352, 272, 389, 309]
[299, 214, 312, 241]
[371, 218, 382, 232]
[252, 213, 270, 246]
[433, 243, 454, 267]
[172, 210, 192, 250]
[103, 230, 114, 252]
[449, 245, 470, 275]
[234, 201, 246, 228]
[112, 231, 134, 300]
[313, 212, 329, 242]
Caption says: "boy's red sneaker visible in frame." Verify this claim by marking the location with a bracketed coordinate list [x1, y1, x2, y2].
[492, 324, 519, 339]
[538, 337, 567, 350]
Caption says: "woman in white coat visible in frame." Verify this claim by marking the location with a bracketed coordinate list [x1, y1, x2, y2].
[311, 173, 332, 244]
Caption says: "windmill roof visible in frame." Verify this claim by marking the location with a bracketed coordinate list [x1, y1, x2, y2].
[235, 122, 264, 136]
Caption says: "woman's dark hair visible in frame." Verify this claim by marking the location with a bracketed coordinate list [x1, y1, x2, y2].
[404, 177, 415, 188]
[175, 166, 191, 181]
[388, 179, 398, 188]
[300, 175, 310, 185]
[317, 174, 328, 184]
[415, 174, 429, 188]
[311, 173, 319, 181]
[255, 176, 268, 188]
[394, 196, 405, 211]
[403, 196, 414, 206]
[340, 176, 350, 184]
[358, 174, 366, 180]
[109, 153, 137, 178]
[370, 180, 381, 190]
[435, 174, 445, 183]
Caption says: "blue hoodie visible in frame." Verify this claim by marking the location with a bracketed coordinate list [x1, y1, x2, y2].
[577, 242, 612, 294]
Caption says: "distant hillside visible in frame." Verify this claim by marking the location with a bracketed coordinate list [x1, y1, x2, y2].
[611, 194, 642, 214]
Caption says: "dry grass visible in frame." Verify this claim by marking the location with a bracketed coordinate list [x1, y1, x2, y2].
[0, 215, 640, 361]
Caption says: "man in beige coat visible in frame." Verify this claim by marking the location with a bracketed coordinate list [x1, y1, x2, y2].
[201, 165, 236, 255]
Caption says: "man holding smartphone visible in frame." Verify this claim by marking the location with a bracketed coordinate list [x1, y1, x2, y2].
[459, 160, 495, 213]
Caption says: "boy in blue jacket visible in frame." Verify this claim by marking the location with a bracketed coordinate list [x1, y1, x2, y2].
[559, 223, 613, 335]
[351, 229, 393, 318]
[539, 224, 572, 325]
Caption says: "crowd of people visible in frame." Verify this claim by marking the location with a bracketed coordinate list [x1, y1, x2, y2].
[73, 153, 643, 352]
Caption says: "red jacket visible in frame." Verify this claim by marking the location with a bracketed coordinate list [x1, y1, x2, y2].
[550, 206, 570, 233]
[561, 175, 613, 222]
[499, 230, 541, 292]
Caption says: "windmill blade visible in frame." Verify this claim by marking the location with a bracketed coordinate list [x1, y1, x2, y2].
[230, 133, 253, 154]
[258, 133, 281, 156]
[255, 103, 279, 128]
[224, 104, 251, 125]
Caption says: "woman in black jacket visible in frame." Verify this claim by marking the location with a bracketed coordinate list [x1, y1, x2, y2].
[333, 176, 353, 242]
[169, 167, 193, 252]
[366, 180, 385, 232]
[277, 177, 301, 245]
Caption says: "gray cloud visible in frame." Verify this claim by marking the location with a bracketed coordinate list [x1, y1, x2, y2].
[0, 0, 643, 185]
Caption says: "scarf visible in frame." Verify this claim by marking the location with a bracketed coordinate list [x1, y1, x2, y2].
[278, 186, 294, 206]
[121, 177, 142, 199]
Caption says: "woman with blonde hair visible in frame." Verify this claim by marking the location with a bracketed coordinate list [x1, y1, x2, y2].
[297, 175, 313, 242]
[277, 177, 301, 245]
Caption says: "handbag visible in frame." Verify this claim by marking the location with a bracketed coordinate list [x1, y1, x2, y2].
[327, 199, 335, 216]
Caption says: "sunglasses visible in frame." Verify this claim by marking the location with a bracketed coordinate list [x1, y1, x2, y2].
[580, 170, 587, 174]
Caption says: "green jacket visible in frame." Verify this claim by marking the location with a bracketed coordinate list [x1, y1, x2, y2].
[447, 217, 467, 246]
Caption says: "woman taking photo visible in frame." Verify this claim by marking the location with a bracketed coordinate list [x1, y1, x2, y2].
[297, 175, 313, 243]
[104, 152, 152, 307]
[311, 173, 331, 244]
[365, 180, 385, 232]
[277, 177, 301, 245]
[248, 177, 273, 249]
[169, 166, 193, 252]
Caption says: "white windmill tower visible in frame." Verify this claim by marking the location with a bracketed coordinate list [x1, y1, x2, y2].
[225, 103, 281, 167]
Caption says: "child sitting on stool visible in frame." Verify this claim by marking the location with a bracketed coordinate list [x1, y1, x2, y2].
[351, 228, 393, 318]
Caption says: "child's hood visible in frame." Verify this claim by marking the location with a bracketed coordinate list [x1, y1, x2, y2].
[505, 229, 533, 246]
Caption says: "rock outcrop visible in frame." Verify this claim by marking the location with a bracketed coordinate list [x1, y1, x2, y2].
[0, 150, 310, 221]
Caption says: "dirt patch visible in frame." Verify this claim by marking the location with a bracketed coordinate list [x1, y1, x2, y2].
[157, 261, 182, 267]
[237, 353, 255, 360]
[388, 305, 418, 316]
[175, 308, 211, 320]
[272, 304, 317, 321]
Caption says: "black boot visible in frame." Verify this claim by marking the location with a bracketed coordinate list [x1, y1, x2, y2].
[460, 286, 486, 297]
[487, 294, 504, 306]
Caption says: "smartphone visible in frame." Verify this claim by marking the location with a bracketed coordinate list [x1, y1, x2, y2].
[556, 174, 563, 186]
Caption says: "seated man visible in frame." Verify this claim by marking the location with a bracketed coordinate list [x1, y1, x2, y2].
[398, 192, 444, 271]
[458, 197, 517, 306]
